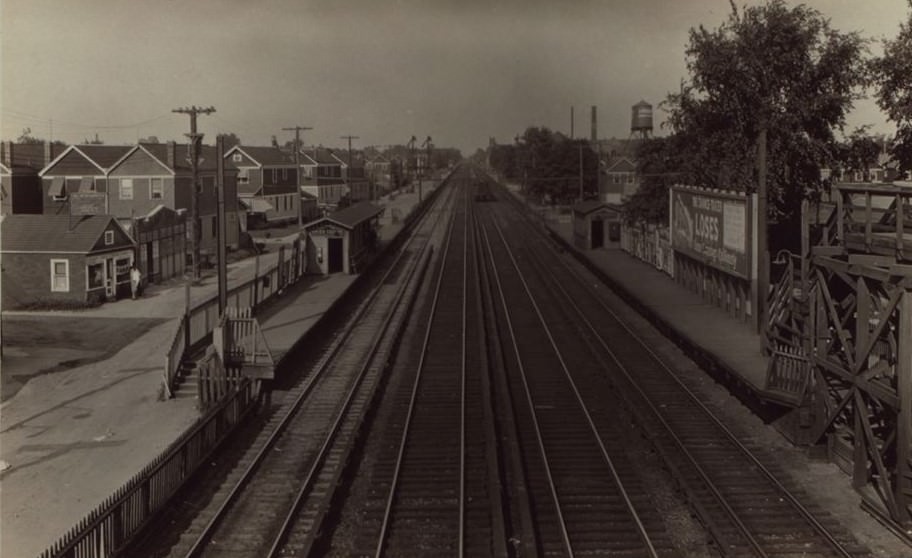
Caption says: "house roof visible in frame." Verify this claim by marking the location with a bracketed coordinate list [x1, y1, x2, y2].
[1, 214, 127, 253]
[229, 145, 296, 167]
[604, 157, 637, 173]
[304, 201, 383, 230]
[1, 142, 66, 172]
[142, 143, 236, 172]
[305, 147, 341, 165]
[572, 200, 611, 215]
[77, 145, 135, 169]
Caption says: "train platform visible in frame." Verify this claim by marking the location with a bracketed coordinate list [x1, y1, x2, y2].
[0, 181, 440, 558]
[545, 218, 770, 395]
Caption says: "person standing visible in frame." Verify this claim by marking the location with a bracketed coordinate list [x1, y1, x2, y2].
[130, 264, 143, 299]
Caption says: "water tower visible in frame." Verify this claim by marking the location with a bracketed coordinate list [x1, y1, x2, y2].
[630, 100, 653, 140]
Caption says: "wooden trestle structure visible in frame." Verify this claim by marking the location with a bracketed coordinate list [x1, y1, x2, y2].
[765, 182, 912, 526]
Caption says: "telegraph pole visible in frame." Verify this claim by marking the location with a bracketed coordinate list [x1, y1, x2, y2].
[216, 135, 228, 315]
[340, 135, 360, 199]
[578, 140, 584, 202]
[173, 105, 215, 281]
[282, 125, 312, 228]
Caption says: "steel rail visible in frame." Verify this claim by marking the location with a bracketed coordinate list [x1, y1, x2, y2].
[458, 183, 467, 557]
[487, 216, 660, 558]
[478, 214, 575, 556]
[510, 195, 854, 558]
[265, 235, 437, 557]
[373, 201, 461, 557]
[183, 177, 456, 558]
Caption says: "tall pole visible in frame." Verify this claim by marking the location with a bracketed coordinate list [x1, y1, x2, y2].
[282, 125, 312, 228]
[173, 105, 215, 281]
[757, 125, 769, 338]
[578, 140, 584, 202]
[340, 135, 360, 199]
[216, 135, 227, 315]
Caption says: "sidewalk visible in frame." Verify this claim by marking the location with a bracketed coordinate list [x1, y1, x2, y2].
[0, 180, 441, 558]
[546, 218, 769, 394]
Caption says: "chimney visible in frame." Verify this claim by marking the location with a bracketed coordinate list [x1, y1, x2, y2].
[167, 140, 176, 168]
[591, 106, 598, 144]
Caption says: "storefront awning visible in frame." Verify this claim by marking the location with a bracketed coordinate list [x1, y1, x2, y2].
[49, 176, 65, 197]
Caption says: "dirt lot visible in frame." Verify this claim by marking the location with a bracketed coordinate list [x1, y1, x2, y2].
[1, 315, 168, 401]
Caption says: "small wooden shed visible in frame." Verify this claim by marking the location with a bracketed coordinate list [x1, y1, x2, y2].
[572, 200, 622, 250]
[303, 201, 383, 274]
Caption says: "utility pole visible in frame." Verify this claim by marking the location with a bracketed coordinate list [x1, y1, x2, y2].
[578, 140, 584, 202]
[340, 135, 360, 200]
[282, 125, 312, 228]
[420, 136, 432, 203]
[216, 135, 227, 315]
[173, 105, 215, 281]
[408, 135, 417, 195]
[757, 125, 769, 338]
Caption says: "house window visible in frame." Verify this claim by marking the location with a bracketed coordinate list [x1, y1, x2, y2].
[150, 178, 163, 199]
[49, 177, 67, 200]
[120, 178, 134, 200]
[104, 230, 114, 245]
[282, 168, 288, 180]
[50, 259, 69, 292]
[272, 169, 278, 183]
[232, 153, 242, 163]
[238, 168, 249, 184]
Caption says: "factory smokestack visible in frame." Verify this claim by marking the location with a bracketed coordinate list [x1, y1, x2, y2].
[591, 106, 597, 144]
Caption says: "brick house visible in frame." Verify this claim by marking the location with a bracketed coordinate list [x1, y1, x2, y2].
[601, 156, 638, 203]
[38, 144, 133, 215]
[300, 147, 347, 209]
[107, 142, 241, 265]
[332, 150, 373, 202]
[1, 141, 65, 215]
[224, 145, 301, 228]
[1, 214, 135, 307]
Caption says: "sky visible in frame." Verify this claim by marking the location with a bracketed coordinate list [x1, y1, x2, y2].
[1, 0, 907, 155]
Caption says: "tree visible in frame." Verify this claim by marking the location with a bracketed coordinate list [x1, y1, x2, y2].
[217, 132, 241, 149]
[139, 136, 160, 144]
[15, 127, 66, 147]
[624, 135, 686, 224]
[835, 127, 882, 180]
[504, 127, 599, 204]
[666, 0, 867, 250]
[871, 0, 912, 173]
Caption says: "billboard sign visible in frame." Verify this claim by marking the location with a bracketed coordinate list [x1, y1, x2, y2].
[671, 187, 751, 279]
[69, 192, 106, 216]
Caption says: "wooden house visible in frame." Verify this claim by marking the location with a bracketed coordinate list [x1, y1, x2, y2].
[225, 145, 300, 228]
[1, 214, 135, 307]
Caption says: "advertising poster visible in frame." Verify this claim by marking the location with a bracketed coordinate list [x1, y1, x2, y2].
[671, 187, 751, 278]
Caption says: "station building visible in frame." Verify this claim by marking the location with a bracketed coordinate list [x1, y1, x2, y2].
[303, 201, 383, 274]
[572, 200, 622, 250]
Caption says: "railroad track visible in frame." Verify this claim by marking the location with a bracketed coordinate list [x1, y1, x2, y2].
[476, 204, 671, 557]
[122, 169, 461, 558]
[488, 178, 871, 557]
[317, 182, 508, 557]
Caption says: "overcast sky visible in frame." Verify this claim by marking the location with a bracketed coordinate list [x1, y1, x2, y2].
[2, 0, 907, 154]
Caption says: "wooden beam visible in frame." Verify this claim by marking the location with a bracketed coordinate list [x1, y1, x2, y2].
[897, 290, 912, 522]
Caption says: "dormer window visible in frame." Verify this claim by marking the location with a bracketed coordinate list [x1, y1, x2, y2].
[104, 230, 114, 245]
[232, 153, 242, 163]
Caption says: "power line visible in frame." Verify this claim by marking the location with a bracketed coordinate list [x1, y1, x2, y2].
[2, 109, 171, 130]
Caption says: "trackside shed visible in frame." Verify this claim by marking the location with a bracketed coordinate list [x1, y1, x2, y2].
[572, 200, 622, 250]
[303, 201, 383, 274]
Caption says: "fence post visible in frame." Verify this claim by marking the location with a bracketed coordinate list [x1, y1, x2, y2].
[253, 251, 260, 307]
[184, 282, 192, 351]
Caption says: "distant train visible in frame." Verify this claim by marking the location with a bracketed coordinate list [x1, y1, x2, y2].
[473, 179, 496, 202]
